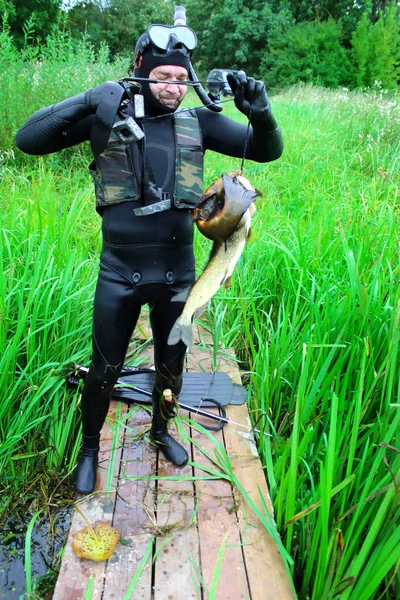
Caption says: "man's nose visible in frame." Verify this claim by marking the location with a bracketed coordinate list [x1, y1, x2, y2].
[165, 81, 179, 91]
[163, 83, 180, 96]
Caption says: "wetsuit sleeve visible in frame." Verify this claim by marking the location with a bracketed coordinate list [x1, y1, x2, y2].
[16, 92, 95, 155]
[196, 108, 283, 163]
[249, 109, 283, 162]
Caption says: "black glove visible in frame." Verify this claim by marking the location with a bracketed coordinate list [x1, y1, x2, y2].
[84, 81, 126, 113]
[227, 70, 272, 124]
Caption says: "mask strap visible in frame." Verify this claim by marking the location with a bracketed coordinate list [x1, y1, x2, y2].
[133, 50, 143, 69]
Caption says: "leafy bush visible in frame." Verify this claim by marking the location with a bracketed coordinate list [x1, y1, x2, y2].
[67, 0, 176, 56]
[2, 0, 60, 47]
[261, 19, 353, 91]
[199, 0, 273, 77]
[352, 4, 400, 90]
[0, 19, 129, 155]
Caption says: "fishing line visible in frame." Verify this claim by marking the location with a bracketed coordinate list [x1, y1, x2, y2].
[119, 75, 253, 170]
[120, 77, 252, 170]
[119, 75, 235, 122]
[136, 94, 252, 176]
[139, 97, 235, 123]
[240, 107, 252, 174]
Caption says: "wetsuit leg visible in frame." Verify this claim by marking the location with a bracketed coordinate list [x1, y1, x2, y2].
[151, 288, 187, 392]
[81, 262, 142, 436]
[148, 286, 189, 466]
[74, 262, 141, 494]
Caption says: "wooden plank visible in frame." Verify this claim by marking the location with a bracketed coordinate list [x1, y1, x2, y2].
[190, 331, 294, 598]
[127, 328, 200, 597]
[187, 331, 251, 599]
[218, 351, 295, 600]
[55, 326, 294, 600]
[127, 312, 154, 368]
[185, 346, 214, 374]
[192, 418, 251, 600]
[53, 400, 127, 600]
[224, 403, 294, 599]
[102, 405, 155, 600]
[153, 421, 200, 600]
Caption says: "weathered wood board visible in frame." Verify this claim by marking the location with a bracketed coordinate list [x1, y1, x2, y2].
[53, 323, 294, 600]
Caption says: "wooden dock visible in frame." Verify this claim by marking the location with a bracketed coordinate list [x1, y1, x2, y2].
[54, 325, 294, 600]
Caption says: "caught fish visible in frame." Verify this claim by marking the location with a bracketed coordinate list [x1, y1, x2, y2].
[194, 170, 259, 243]
[167, 172, 260, 348]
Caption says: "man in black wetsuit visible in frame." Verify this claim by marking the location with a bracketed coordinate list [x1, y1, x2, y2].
[16, 22, 283, 494]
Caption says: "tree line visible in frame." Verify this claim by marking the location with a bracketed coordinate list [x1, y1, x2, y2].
[1, 0, 399, 90]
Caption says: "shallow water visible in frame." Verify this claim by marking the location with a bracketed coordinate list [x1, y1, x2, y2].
[0, 507, 72, 599]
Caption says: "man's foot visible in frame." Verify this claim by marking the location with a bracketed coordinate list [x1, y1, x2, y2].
[73, 433, 100, 494]
[150, 411, 188, 466]
[73, 453, 98, 494]
[150, 430, 188, 466]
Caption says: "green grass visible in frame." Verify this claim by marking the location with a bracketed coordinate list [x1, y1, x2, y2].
[0, 164, 97, 491]
[198, 86, 400, 599]
[0, 27, 399, 599]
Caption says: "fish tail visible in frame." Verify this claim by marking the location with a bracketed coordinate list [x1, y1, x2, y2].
[167, 316, 193, 348]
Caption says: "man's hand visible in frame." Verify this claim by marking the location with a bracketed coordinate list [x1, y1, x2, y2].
[227, 70, 272, 122]
[84, 81, 126, 113]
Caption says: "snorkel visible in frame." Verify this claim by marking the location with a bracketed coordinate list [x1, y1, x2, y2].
[173, 6, 222, 112]
[121, 6, 222, 113]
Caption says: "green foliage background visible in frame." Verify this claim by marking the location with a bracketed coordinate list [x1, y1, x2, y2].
[1, 0, 399, 90]
[0, 12, 399, 600]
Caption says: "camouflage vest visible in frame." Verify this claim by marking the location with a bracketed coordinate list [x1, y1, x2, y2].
[88, 109, 203, 214]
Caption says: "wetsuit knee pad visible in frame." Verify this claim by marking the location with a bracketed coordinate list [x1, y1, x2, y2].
[83, 366, 120, 396]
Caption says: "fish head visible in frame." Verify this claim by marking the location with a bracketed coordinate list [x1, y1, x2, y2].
[193, 171, 260, 242]
[192, 189, 224, 224]
[193, 170, 241, 221]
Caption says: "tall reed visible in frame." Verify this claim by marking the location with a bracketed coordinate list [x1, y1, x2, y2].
[0, 20, 128, 154]
[0, 163, 99, 501]
[0, 23, 399, 597]
[201, 85, 399, 599]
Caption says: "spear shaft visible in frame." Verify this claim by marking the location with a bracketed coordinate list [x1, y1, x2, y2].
[121, 76, 231, 87]
[75, 365, 269, 436]
[122, 76, 202, 86]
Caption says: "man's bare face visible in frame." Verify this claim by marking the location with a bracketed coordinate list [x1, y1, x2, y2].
[149, 65, 188, 109]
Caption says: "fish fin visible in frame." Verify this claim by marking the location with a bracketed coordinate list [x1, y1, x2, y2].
[193, 302, 209, 320]
[224, 275, 233, 289]
[219, 268, 231, 287]
[171, 287, 191, 303]
[167, 318, 193, 348]
[228, 169, 243, 177]
[255, 188, 263, 197]
[221, 173, 258, 212]
[246, 226, 252, 242]
[193, 192, 217, 223]
[208, 242, 222, 261]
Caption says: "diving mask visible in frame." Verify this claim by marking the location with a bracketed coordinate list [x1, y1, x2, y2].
[147, 24, 197, 52]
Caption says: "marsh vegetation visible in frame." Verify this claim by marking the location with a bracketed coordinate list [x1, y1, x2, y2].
[0, 29, 399, 599]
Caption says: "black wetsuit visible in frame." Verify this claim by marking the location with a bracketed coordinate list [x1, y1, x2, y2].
[16, 90, 283, 439]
